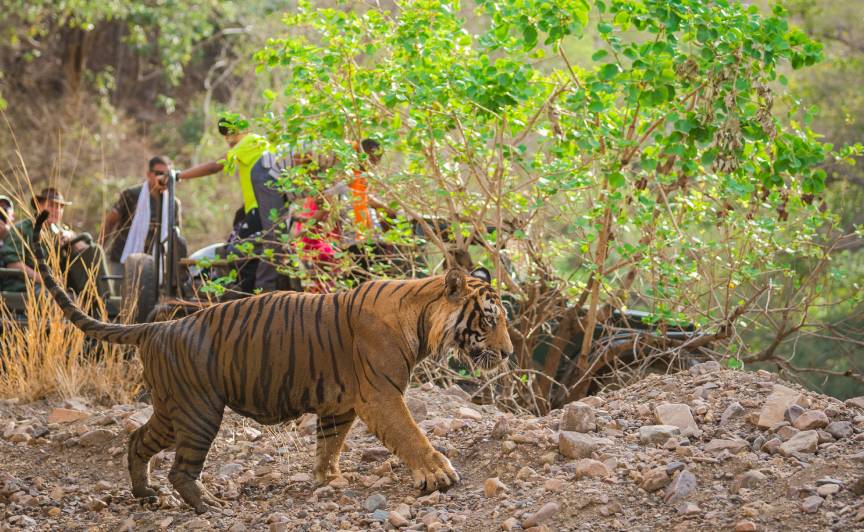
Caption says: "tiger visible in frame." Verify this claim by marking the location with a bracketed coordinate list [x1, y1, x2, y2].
[30, 211, 513, 514]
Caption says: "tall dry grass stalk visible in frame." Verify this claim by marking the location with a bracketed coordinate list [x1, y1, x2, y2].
[0, 153, 143, 405]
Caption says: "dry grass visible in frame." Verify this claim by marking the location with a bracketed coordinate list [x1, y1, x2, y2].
[0, 194, 143, 406]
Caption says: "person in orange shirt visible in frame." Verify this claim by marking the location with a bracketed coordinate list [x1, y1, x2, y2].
[291, 138, 390, 290]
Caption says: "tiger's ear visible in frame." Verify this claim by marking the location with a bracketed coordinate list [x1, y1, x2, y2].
[445, 268, 468, 301]
[470, 267, 491, 283]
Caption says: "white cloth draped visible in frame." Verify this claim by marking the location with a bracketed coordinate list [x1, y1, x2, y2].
[120, 181, 168, 264]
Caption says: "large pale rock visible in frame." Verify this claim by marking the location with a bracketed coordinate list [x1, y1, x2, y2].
[641, 467, 671, 492]
[655, 403, 700, 437]
[561, 402, 596, 433]
[47, 408, 91, 424]
[792, 410, 829, 431]
[704, 438, 748, 455]
[484, 477, 508, 497]
[664, 470, 697, 503]
[757, 384, 804, 428]
[801, 495, 823, 514]
[558, 431, 597, 459]
[574, 459, 610, 479]
[825, 421, 853, 439]
[639, 425, 680, 445]
[720, 402, 745, 426]
[78, 429, 114, 447]
[522, 502, 560, 528]
[458, 407, 482, 421]
[779, 430, 818, 456]
[845, 396, 864, 410]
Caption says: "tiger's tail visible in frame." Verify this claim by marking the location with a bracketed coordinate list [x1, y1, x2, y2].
[32, 211, 153, 345]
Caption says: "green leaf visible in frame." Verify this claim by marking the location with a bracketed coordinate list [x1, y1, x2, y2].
[598, 22, 613, 34]
[591, 49, 609, 61]
[599, 63, 620, 80]
[725, 358, 743, 370]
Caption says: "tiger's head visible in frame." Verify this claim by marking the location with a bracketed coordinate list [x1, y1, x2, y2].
[441, 267, 513, 370]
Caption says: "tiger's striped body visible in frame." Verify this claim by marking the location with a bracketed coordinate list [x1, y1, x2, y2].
[31, 212, 513, 513]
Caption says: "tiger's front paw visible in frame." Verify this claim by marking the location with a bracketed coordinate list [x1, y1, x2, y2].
[411, 451, 460, 492]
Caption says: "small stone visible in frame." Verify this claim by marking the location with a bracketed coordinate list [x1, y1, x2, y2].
[522, 502, 560, 528]
[388, 511, 408, 527]
[733, 470, 766, 493]
[792, 410, 829, 431]
[785, 404, 805, 424]
[484, 477, 508, 497]
[561, 402, 596, 433]
[443, 385, 471, 401]
[185, 518, 210, 530]
[516, 466, 535, 480]
[558, 431, 597, 459]
[639, 425, 680, 445]
[85, 498, 107, 512]
[575, 459, 610, 479]
[665, 461, 686, 475]
[406, 396, 428, 421]
[734, 521, 758, 532]
[78, 429, 114, 447]
[123, 408, 152, 433]
[676, 502, 701, 515]
[844, 396, 864, 410]
[329, 476, 349, 489]
[777, 425, 799, 441]
[816, 484, 840, 497]
[720, 402, 745, 426]
[371, 509, 389, 522]
[47, 408, 91, 424]
[364, 493, 387, 512]
[544, 478, 565, 491]
[761, 438, 782, 454]
[9, 433, 30, 443]
[825, 421, 852, 439]
[242, 427, 262, 441]
[458, 407, 482, 421]
[361, 447, 391, 462]
[227, 523, 246, 532]
[641, 467, 671, 492]
[757, 384, 803, 428]
[704, 438, 748, 455]
[501, 517, 520, 531]
[800, 495, 823, 513]
[491, 417, 510, 439]
[655, 403, 701, 437]
[47, 507, 61, 517]
[539, 452, 557, 465]
[664, 470, 697, 503]
[689, 361, 721, 376]
[779, 430, 818, 456]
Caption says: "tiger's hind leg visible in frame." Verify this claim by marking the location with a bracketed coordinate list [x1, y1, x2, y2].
[314, 410, 356, 484]
[167, 404, 225, 514]
[128, 408, 174, 500]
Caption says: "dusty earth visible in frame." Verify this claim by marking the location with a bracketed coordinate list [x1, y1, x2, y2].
[2, 364, 864, 531]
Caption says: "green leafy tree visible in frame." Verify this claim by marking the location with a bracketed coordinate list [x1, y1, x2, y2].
[243, 0, 863, 410]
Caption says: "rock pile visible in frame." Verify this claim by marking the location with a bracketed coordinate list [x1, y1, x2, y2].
[1, 367, 863, 530]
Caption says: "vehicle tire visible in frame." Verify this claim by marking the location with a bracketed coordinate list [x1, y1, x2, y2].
[121, 253, 157, 323]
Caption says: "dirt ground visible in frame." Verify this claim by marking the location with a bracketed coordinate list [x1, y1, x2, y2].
[1, 366, 864, 531]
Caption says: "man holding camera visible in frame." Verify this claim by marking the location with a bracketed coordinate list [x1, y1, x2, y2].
[102, 156, 184, 278]
[0, 187, 110, 304]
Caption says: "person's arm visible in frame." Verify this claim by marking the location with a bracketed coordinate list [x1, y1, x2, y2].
[7, 261, 41, 283]
[101, 208, 121, 244]
[176, 160, 225, 181]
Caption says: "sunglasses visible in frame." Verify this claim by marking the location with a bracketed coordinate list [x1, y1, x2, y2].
[152, 170, 167, 177]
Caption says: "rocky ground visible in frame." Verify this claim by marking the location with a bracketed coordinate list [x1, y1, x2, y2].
[2, 364, 864, 531]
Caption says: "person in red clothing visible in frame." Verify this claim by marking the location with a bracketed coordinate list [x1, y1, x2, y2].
[290, 138, 387, 291]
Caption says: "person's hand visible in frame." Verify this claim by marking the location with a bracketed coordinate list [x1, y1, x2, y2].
[60, 229, 75, 245]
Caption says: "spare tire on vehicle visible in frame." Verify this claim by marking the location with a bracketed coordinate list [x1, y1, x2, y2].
[121, 253, 157, 323]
